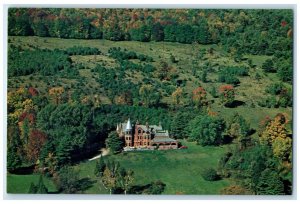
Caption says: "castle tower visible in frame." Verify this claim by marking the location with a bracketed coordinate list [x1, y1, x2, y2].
[125, 118, 132, 147]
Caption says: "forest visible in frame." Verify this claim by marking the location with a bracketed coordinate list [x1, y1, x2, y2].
[7, 8, 293, 195]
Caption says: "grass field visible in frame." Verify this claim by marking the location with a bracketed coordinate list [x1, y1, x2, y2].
[7, 173, 57, 194]
[7, 141, 230, 195]
[73, 140, 231, 195]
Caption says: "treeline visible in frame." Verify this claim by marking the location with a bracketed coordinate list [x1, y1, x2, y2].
[8, 8, 293, 55]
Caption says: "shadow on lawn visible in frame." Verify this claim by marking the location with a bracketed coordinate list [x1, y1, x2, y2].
[225, 100, 245, 108]
[128, 181, 166, 195]
[77, 177, 97, 192]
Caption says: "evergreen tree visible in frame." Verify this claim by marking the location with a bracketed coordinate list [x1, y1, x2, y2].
[28, 182, 37, 194]
[7, 127, 22, 172]
[209, 86, 218, 98]
[36, 175, 48, 194]
[94, 155, 106, 177]
[170, 111, 193, 139]
[262, 59, 275, 73]
[105, 131, 123, 154]
[151, 22, 164, 41]
[201, 70, 208, 83]
[256, 168, 285, 195]
[196, 19, 210, 44]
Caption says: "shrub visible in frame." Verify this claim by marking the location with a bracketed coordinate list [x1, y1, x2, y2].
[201, 168, 220, 181]
[262, 59, 275, 73]
[265, 83, 285, 95]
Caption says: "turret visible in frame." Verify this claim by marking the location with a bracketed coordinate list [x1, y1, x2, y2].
[116, 123, 120, 132]
[126, 118, 132, 134]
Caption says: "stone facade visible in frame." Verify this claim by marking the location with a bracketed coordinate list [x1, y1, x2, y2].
[116, 119, 178, 150]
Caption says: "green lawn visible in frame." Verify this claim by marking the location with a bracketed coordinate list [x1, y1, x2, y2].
[7, 173, 57, 194]
[74, 140, 231, 195]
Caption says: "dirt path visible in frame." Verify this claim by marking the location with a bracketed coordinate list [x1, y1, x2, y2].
[88, 148, 109, 161]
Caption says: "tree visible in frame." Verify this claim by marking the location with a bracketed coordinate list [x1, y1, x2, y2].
[201, 168, 219, 181]
[115, 91, 133, 106]
[57, 166, 80, 193]
[7, 126, 22, 172]
[192, 87, 207, 108]
[256, 168, 285, 195]
[105, 131, 123, 154]
[101, 160, 120, 194]
[227, 113, 252, 149]
[139, 84, 157, 107]
[28, 182, 37, 194]
[219, 85, 235, 107]
[7, 88, 36, 124]
[170, 111, 194, 139]
[151, 22, 164, 41]
[196, 19, 210, 44]
[49, 87, 65, 105]
[36, 175, 48, 194]
[262, 59, 275, 73]
[277, 62, 292, 82]
[94, 155, 106, 177]
[28, 175, 48, 194]
[118, 168, 134, 195]
[171, 87, 183, 107]
[209, 86, 218, 98]
[26, 130, 47, 164]
[260, 113, 292, 164]
[227, 114, 251, 138]
[201, 70, 208, 83]
[188, 115, 226, 146]
[43, 152, 58, 176]
[158, 61, 171, 80]
[37, 104, 92, 166]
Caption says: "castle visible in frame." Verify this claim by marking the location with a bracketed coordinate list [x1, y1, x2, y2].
[116, 119, 178, 150]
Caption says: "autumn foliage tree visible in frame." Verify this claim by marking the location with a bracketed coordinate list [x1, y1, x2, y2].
[49, 87, 65, 105]
[260, 113, 292, 167]
[8, 88, 36, 124]
[26, 130, 47, 164]
[192, 87, 207, 108]
[219, 85, 235, 107]
[171, 87, 183, 107]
